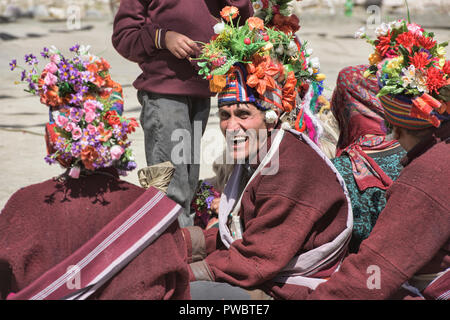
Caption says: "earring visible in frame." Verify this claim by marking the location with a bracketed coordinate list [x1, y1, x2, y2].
[265, 109, 278, 124]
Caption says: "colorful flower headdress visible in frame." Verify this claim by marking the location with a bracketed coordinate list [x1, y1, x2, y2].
[10, 45, 139, 177]
[196, 2, 326, 143]
[356, 19, 450, 129]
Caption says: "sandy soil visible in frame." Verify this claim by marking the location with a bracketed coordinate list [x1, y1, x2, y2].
[0, 4, 449, 209]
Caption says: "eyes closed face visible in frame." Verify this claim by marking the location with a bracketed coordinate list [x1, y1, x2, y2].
[218, 103, 268, 162]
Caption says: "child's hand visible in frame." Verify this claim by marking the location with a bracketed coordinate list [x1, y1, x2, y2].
[210, 197, 220, 214]
[165, 31, 200, 59]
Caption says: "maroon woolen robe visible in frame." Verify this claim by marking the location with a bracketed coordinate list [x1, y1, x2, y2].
[0, 169, 190, 300]
[306, 133, 450, 299]
[185, 131, 350, 300]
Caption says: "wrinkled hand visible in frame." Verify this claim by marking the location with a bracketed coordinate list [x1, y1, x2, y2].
[210, 197, 220, 214]
[165, 31, 200, 59]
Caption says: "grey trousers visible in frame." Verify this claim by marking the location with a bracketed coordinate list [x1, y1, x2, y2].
[190, 281, 251, 300]
[137, 91, 211, 227]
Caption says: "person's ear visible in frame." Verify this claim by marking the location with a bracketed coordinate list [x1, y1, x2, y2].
[392, 126, 402, 141]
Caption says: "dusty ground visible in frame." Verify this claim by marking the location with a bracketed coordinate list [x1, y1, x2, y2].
[0, 4, 449, 209]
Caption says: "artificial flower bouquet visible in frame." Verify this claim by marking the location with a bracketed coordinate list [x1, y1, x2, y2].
[251, 0, 301, 34]
[356, 20, 449, 127]
[196, 4, 324, 102]
[10, 45, 139, 177]
[191, 180, 221, 229]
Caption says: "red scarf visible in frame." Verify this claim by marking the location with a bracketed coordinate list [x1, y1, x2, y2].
[342, 135, 398, 191]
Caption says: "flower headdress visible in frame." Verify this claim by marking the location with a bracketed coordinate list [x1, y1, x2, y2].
[10, 45, 139, 178]
[197, 2, 326, 143]
[357, 18, 450, 129]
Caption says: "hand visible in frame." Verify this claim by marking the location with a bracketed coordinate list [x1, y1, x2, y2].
[165, 31, 200, 59]
[210, 197, 220, 214]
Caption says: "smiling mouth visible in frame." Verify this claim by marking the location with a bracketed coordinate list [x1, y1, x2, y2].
[228, 135, 248, 146]
[233, 136, 248, 144]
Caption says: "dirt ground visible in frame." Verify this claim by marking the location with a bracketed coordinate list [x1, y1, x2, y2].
[0, 4, 449, 209]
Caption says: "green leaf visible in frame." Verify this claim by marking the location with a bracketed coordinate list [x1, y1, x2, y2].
[376, 85, 397, 97]
[211, 57, 238, 76]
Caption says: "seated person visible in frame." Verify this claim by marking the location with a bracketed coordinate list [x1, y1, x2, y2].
[303, 22, 450, 299]
[330, 65, 406, 253]
[1, 48, 190, 300]
[181, 10, 353, 300]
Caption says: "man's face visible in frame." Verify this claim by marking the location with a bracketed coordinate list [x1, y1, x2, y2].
[218, 103, 269, 162]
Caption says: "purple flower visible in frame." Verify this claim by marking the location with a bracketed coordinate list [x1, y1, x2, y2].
[20, 70, 27, 81]
[69, 107, 84, 122]
[70, 44, 80, 53]
[71, 142, 82, 157]
[44, 154, 57, 164]
[69, 93, 83, 106]
[9, 59, 17, 71]
[40, 47, 50, 58]
[206, 195, 215, 209]
[24, 54, 38, 65]
[125, 161, 137, 171]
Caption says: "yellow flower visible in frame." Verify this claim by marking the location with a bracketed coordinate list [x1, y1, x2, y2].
[368, 52, 381, 65]
[437, 46, 446, 58]
[439, 58, 446, 68]
[315, 73, 326, 81]
[261, 42, 273, 52]
[363, 69, 375, 79]
[386, 56, 403, 71]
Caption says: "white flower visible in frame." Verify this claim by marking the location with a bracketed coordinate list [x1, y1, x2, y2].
[48, 45, 60, 55]
[309, 57, 320, 69]
[415, 70, 429, 93]
[213, 22, 225, 35]
[305, 47, 313, 56]
[275, 45, 284, 55]
[78, 45, 91, 55]
[389, 20, 403, 30]
[264, 109, 278, 124]
[401, 65, 416, 88]
[375, 23, 391, 37]
[252, 0, 263, 12]
[354, 26, 366, 39]
[287, 40, 298, 56]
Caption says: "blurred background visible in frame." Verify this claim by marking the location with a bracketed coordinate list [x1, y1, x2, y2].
[0, 0, 449, 209]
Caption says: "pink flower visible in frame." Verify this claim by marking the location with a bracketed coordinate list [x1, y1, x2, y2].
[55, 114, 68, 128]
[64, 122, 76, 132]
[72, 126, 82, 140]
[110, 145, 124, 160]
[87, 124, 97, 135]
[83, 100, 98, 113]
[407, 23, 424, 36]
[385, 49, 399, 58]
[50, 54, 61, 64]
[44, 72, 58, 86]
[85, 111, 97, 123]
[44, 62, 58, 74]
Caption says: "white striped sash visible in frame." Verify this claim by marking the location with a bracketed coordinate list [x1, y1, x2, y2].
[8, 187, 182, 300]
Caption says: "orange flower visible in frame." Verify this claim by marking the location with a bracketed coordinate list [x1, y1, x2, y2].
[209, 75, 227, 93]
[86, 63, 99, 74]
[268, 13, 300, 35]
[281, 71, 297, 112]
[220, 6, 239, 22]
[98, 125, 112, 142]
[247, 17, 264, 31]
[246, 56, 279, 96]
[40, 85, 63, 108]
[81, 145, 99, 171]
